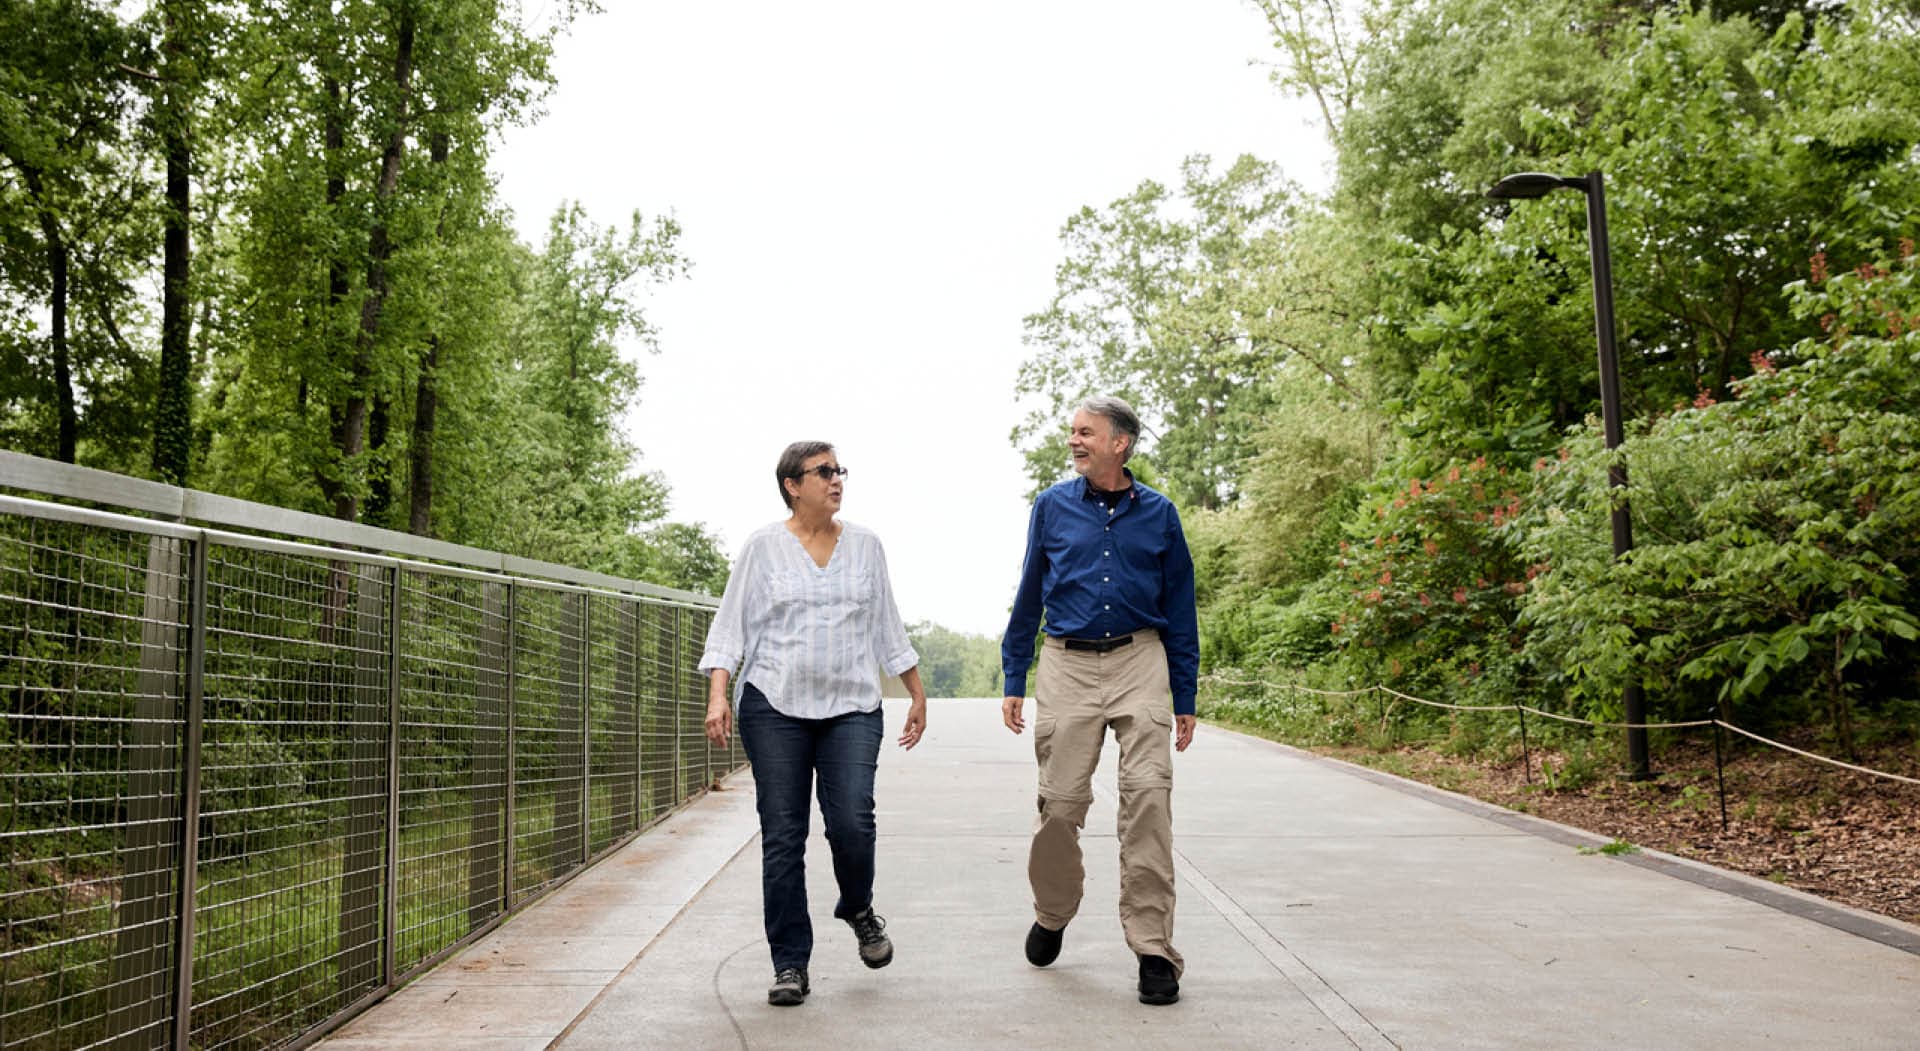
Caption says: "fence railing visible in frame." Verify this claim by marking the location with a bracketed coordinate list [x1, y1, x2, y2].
[0, 453, 738, 1051]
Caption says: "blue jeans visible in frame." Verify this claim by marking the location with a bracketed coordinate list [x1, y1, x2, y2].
[737, 683, 883, 972]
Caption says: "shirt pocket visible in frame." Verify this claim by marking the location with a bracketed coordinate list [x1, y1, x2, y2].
[767, 570, 808, 606]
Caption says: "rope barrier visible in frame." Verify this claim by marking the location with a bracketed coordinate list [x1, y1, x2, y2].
[1377, 685, 1512, 713]
[1715, 721, 1920, 787]
[1201, 672, 1918, 789]
[1516, 705, 1715, 730]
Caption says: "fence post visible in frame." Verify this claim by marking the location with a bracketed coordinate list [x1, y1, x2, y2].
[671, 606, 683, 798]
[504, 582, 519, 904]
[169, 535, 208, 1051]
[383, 566, 403, 991]
[469, 580, 509, 928]
[578, 592, 592, 864]
[617, 600, 638, 839]
[108, 535, 181, 1051]
[337, 563, 388, 999]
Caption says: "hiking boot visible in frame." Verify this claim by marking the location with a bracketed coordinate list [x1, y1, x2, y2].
[1138, 954, 1179, 1005]
[767, 966, 809, 1006]
[1025, 921, 1064, 967]
[845, 908, 893, 969]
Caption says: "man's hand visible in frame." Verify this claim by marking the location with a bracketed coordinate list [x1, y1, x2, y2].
[1002, 695, 1025, 734]
[1175, 714, 1196, 752]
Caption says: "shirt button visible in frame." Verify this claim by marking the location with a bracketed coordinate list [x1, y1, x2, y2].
[1103, 576, 1109, 582]
[1103, 551, 1109, 556]
[1104, 604, 1110, 610]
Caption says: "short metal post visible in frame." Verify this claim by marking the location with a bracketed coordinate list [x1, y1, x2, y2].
[1711, 715, 1729, 832]
[1517, 706, 1532, 786]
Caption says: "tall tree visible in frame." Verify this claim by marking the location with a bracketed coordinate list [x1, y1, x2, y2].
[0, 1, 142, 464]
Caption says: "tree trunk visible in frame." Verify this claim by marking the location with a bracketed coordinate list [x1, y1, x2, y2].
[406, 130, 451, 537]
[366, 396, 391, 521]
[22, 167, 77, 462]
[408, 335, 439, 535]
[153, 47, 192, 485]
[318, 72, 352, 515]
[334, 6, 416, 521]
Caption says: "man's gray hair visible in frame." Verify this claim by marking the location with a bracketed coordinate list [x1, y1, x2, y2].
[1076, 395, 1142, 462]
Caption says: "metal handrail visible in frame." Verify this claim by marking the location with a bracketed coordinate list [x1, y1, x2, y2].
[0, 450, 717, 607]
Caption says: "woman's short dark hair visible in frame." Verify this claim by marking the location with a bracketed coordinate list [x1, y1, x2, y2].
[775, 441, 836, 508]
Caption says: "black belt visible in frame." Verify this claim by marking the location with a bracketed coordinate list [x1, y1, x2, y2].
[1063, 634, 1133, 654]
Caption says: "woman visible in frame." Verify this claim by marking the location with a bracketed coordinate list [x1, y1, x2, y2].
[699, 441, 929, 1007]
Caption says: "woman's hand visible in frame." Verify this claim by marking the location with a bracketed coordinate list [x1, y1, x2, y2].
[898, 698, 927, 750]
[704, 691, 732, 749]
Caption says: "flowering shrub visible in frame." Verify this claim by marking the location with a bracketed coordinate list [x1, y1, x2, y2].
[1325, 455, 1529, 703]
[1515, 248, 1920, 752]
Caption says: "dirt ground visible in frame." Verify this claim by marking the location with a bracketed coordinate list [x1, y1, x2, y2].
[1298, 734, 1920, 926]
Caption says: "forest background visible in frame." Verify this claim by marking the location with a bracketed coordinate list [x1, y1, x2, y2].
[5, 0, 1920, 727]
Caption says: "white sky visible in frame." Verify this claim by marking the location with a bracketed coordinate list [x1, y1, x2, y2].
[493, 0, 1332, 636]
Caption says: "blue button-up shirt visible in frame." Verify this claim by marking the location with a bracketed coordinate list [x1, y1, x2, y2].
[1002, 473, 1200, 714]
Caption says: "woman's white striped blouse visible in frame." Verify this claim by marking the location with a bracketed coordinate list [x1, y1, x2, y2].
[698, 520, 919, 720]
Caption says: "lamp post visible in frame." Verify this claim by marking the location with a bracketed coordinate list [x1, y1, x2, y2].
[1488, 170, 1651, 780]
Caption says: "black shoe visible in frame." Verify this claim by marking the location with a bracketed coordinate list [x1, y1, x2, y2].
[1025, 922, 1064, 967]
[768, 966, 809, 1006]
[1138, 954, 1179, 1005]
[845, 908, 893, 969]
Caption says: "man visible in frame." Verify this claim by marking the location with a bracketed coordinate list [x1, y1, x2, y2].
[1001, 395, 1199, 1006]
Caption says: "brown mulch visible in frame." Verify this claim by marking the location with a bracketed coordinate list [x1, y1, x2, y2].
[1303, 735, 1920, 926]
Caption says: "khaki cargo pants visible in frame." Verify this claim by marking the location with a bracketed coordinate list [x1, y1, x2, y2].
[1029, 628, 1183, 976]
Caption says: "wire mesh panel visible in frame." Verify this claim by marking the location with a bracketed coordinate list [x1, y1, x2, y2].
[509, 588, 584, 903]
[0, 518, 185, 1051]
[636, 603, 679, 829]
[392, 571, 509, 976]
[586, 597, 637, 856]
[188, 548, 390, 1050]
[674, 608, 710, 799]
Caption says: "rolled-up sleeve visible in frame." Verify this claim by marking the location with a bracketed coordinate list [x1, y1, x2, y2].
[1001, 495, 1047, 698]
[870, 537, 919, 677]
[698, 540, 755, 676]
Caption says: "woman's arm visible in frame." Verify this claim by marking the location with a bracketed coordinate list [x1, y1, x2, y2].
[896, 666, 927, 750]
[705, 668, 732, 748]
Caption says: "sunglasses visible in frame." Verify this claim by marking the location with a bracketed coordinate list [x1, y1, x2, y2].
[795, 465, 848, 482]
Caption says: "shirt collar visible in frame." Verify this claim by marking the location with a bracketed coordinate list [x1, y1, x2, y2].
[1078, 468, 1136, 502]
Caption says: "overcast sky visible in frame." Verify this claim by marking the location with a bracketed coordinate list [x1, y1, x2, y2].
[493, 0, 1332, 636]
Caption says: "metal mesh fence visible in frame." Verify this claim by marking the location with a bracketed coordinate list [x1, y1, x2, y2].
[587, 596, 637, 857]
[188, 548, 390, 1049]
[393, 570, 509, 977]
[0, 518, 184, 1051]
[0, 490, 735, 1051]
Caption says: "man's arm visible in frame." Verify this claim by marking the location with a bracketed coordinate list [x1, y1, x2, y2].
[1002, 496, 1047, 734]
[1162, 512, 1200, 751]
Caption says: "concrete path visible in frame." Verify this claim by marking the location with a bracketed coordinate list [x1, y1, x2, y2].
[320, 698, 1920, 1050]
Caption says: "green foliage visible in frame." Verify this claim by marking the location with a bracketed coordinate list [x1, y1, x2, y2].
[1016, 155, 1366, 508]
[1517, 249, 1920, 752]
[1320, 455, 1531, 702]
[905, 622, 1003, 698]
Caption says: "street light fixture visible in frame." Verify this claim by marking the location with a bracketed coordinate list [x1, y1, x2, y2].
[1489, 170, 1651, 780]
